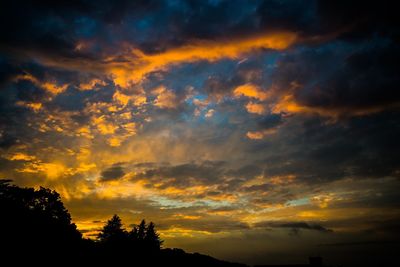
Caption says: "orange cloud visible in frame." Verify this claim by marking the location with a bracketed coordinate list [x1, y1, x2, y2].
[106, 122, 137, 147]
[19, 161, 68, 180]
[269, 175, 296, 185]
[153, 85, 179, 109]
[173, 214, 202, 220]
[76, 163, 97, 173]
[22, 32, 297, 89]
[42, 82, 68, 95]
[107, 137, 123, 147]
[15, 74, 68, 95]
[92, 115, 118, 135]
[79, 78, 106, 91]
[76, 126, 94, 139]
[245, 102, 266, 115]
[246, 128, 278, 140]
[204, 109, 215, 118]
[113, 89, 147, 108]
[233, 83, 270, 101]
[246, 131, 264, 140]
[272, 93, 315, 115]
[16, 101, 42, 112]
[311, 194, 336, 208]
[8, 152, 36, 161]
[108, 31, 297, 87]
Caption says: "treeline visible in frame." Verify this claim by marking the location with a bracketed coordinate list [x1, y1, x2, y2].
[98, 214, 162, 251]
[0, 180, 247, 267]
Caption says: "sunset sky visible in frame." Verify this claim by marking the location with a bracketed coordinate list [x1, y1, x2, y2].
[0, 0, 399, 265]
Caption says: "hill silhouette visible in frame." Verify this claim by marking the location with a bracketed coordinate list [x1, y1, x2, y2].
[0, 179, 247, 266]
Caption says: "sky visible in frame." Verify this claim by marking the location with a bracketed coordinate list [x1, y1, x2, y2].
[0, 0, 399, 265]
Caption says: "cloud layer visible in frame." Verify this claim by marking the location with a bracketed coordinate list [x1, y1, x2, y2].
[1, 0, 399, 265]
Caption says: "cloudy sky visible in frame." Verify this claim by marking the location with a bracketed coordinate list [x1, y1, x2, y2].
[0, 0, 399, 265]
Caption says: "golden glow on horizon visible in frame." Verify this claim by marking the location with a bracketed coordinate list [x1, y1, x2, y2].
[161, 227, 214, 238]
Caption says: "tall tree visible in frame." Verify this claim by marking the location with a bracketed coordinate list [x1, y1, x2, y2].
[98, 214, 127, 243]
[145, 221, 163, 250]
[137, 219, 146, 241]
[129, 225, 139, 240]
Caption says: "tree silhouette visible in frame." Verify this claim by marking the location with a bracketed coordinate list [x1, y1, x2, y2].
[127, 219, 163, 251]
[0, 179, 82, 264]
[137, 219, 146, 241]
[0, 180, 247, 267]
[145, 221, 163, 250]
[129, 225, 139, 241]
[98, 214, 127, 244]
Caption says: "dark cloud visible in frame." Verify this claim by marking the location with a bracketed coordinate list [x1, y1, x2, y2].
[0, 83, 31, 150]
[258, 0, 400, 42]
[293, 43, 400, 112]
[317, 0, 399, 42]
[161, 218, 250, 233]
[259, 111, 400, 184]
[15, 80, 47, 103]
[0, 56, 19, 85]
[225, 165, 263, 180]
[0, 1, 82, 58]
[254, 114, 284, 132]
[255, 221, 333, 235]
[100, 164, 125, 182]
[132, 161, 264, 190]
[133, 161, 226, 188]
[257, 0, 317, 34]
[242, 183, 271, 193]
[1, 0, 399, 61]
[203, 75, 236, 101]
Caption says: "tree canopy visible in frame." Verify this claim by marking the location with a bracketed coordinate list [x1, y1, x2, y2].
[98, 216, 163, 251]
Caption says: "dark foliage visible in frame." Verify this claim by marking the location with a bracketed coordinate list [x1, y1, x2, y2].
[0, 179, 84, 265]
[98, 214, 128, 243]
[0, 180, 247, 267]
